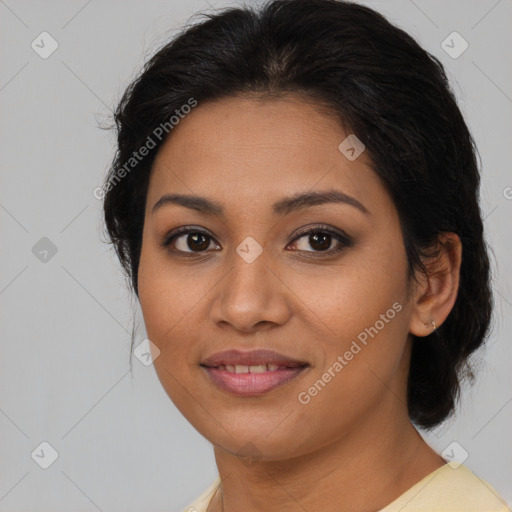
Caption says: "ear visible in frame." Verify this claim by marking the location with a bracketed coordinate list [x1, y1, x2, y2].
[409, 232, 462, 337]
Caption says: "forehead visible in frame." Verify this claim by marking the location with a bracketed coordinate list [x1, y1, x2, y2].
[153, 93, 346, 165]
[147, 94, 388, 217]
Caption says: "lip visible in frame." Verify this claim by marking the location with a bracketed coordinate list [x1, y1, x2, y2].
[201, 349, 308, 368]
[200, 349, 309, 396]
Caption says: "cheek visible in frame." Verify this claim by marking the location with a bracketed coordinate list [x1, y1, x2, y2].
[137, 245, 212, 370]
[137, 253, 205, 411]
[285, 240, 408, 339]
[288, 240, 410, 391]
[292, 305, 409, 451]
[137, 245, 181, 353]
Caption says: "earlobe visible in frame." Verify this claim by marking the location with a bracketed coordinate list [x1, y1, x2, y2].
[409, 233, 462, 337]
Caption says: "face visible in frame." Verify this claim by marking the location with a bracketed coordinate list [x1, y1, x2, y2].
[138, 94, 416, 461]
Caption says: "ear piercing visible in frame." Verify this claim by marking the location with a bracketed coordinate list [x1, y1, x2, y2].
[424, 320, 437, 332]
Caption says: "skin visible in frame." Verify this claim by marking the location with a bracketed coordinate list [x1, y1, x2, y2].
[137, 94, 462, 512]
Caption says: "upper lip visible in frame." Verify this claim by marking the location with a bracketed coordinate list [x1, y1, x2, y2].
[201, 349, 308, 368]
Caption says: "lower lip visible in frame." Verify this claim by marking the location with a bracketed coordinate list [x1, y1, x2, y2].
[202, 366, 308, 396]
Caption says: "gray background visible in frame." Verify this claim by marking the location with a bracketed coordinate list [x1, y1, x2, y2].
[0, 0, 511, 510]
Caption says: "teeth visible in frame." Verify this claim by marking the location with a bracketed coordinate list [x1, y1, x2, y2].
[219, 364, 288, 373]
[249, 364, 268, 373]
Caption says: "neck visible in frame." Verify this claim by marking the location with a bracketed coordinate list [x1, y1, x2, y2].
[210, 399, 445, 512]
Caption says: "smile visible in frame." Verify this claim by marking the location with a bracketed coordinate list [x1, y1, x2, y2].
[200, 349, 309, 396]
[216, 363, 293, 373]
[201, 365, 308, 396]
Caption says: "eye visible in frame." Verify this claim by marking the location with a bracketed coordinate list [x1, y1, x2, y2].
[162, 226, 220, 254]
[288, 224, 352, 255]
[161, 224, 352, 257]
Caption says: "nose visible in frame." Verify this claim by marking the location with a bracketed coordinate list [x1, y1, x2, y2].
[208, 247, 293, 334]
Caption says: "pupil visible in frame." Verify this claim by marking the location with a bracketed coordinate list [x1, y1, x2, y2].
[310, 233, 331, 251]
[188, 233, 209, 251]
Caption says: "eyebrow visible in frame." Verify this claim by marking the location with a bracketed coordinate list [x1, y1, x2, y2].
[152, 189, 369, 216]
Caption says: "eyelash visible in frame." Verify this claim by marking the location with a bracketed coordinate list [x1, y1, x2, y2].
[161, 224, 352, 258]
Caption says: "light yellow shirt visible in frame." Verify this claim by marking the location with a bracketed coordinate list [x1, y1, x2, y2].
[181, 463, 511, 512]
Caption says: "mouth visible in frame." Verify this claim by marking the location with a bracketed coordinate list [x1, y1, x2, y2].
[200, 349, 309, 396]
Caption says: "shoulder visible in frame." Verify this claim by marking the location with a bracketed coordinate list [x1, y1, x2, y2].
[379, 463, 511, 512]
[179, 477, 221, 512]
[178, 467, 511, 512]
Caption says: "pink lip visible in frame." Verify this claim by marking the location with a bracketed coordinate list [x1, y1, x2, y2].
[202, 366, 308, 396]
[200, 349, 309, 396]
[201, 349, 307, 368]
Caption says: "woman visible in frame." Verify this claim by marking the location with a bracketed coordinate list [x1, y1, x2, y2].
[101, 0, 510, 510]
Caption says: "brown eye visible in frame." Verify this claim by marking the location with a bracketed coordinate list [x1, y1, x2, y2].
[180, 232, 211, 252]
[307, 232, 332, 251]
[289, 225, 352, 255]
[162, 227, 220, 254]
